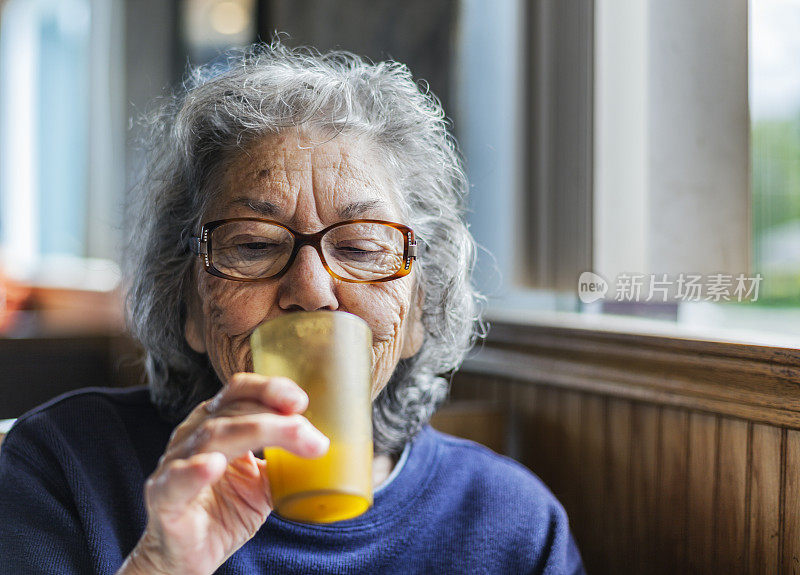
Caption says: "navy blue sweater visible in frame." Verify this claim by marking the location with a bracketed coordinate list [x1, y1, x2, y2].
[0, 387, 584, 574]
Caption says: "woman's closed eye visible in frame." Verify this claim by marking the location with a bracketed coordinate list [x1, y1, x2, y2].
[228, 236, 289, 257]
[239, 241, 275, 251]
[332, 241, 390, 261]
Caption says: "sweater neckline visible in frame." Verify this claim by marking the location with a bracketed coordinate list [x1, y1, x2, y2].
[263, 425, 440, 534]
[373, 438, 411, 495]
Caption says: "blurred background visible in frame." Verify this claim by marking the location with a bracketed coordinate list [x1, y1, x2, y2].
[0, 0, 797, 333]
[1, 0, 799, 434]
[1, 1, 800, 572]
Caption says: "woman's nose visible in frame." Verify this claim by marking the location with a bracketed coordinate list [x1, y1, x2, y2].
[277, 245, 340, 311]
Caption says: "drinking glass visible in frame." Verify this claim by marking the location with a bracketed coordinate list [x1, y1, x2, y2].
[250, 310, 373, 523]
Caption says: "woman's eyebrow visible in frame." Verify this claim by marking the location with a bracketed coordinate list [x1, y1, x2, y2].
[338, 200, 388, 219]
[229, 197, 280, 216]
[229, 197, 388, 219]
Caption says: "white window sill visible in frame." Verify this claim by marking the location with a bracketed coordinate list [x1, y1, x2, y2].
[484, 301, 800, 350]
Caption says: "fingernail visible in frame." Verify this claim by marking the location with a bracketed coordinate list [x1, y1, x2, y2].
[301, 424, 329, 455]
[283, 389, 308, 410]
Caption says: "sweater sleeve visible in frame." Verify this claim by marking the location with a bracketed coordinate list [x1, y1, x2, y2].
[0, 422, 94, 574]
[539, 529, 585, 575]
[527, 490, 586, 575]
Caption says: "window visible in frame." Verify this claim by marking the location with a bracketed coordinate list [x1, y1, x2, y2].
[0, 0, 124, 287]
[751, 0, 800, 305]
[457, 0, 800, 342]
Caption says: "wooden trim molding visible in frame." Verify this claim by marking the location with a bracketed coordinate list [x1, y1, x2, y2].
[462, 320, 800, 428]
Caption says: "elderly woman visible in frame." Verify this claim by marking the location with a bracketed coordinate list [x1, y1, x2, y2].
[0, 43, 584, 574]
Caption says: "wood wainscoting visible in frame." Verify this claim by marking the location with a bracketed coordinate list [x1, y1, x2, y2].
[430, 320, 800, 574]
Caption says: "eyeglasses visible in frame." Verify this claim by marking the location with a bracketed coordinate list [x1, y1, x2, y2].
[189, 218, 417, 283]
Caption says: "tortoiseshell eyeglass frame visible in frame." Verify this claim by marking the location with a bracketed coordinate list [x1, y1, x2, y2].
[189, 218, 418, 284]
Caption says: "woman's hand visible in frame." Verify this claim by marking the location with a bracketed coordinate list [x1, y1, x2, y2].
[117, 372, 330, 575]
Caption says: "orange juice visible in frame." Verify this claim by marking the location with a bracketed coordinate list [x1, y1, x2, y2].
[264, 441, 373, 523]
[251, 311, 373, 523]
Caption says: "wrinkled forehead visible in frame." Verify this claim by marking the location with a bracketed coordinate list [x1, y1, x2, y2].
[204, 129, 407, 224]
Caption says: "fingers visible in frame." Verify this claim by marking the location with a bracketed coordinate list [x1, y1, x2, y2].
[209, 373, 308, 416]
[178, 412, 330, 462]
[154, 372, 325, 490]
[164, 373, 308, 453]
[146, 451, 228, 513]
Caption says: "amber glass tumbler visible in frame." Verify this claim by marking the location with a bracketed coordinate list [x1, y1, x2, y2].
[251, 311, 373, 523]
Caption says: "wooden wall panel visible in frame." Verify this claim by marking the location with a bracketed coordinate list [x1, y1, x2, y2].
[715, 418, 749, 571]
[449, 372, 499, 402]
[450, 321, 800, 574]
[429, 401, 507, 454]
[749, 424, 782, 574]
[557, 391, 585, 533]
[604, 399, 633, 573]
[446, 373, 800, 573]
[629, 403, 660, 573]
[655, 407, 689, 575]
[576, 393, 607, 575]
[0, 335, 143, 419]
[513, 385, 558, 488]
[783, 429, 800, 575]
[511, 385, 538, 472]
[686, 412, 718, 573]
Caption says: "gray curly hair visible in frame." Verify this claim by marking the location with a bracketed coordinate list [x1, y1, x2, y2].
[124, 41, 483, 455]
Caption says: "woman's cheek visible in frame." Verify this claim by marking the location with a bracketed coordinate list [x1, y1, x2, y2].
[200, 279, 276, 337]
[198, 279, 279, 379]
[343, 284, 409, 343]
[341, 283, 412, 395]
